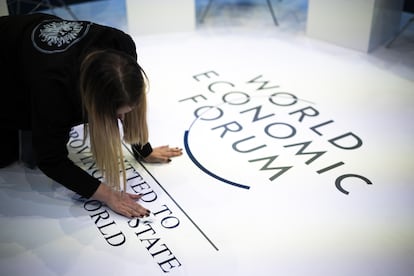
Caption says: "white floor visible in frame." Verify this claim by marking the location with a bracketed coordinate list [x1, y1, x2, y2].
[1, 1, 414, 276]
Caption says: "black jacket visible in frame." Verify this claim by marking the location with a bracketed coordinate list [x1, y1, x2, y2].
[0, 13, 152, 198]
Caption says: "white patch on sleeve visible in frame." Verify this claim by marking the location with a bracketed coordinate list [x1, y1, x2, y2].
[31, 19, 92, 53]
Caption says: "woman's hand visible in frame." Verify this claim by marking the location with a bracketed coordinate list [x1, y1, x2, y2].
[144, 145, 183, 163]
[92, 183, 150, 218]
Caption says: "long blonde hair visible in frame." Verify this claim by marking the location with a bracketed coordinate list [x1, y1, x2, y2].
[80, 49, 148, 191]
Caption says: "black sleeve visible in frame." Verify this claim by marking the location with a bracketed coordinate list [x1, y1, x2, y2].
[33, 125, 100, 198]
[31, 80, 100, 198]
[131, 143, 153, 160]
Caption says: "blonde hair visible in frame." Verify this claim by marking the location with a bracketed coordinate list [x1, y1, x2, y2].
[80, 49, 149, 191]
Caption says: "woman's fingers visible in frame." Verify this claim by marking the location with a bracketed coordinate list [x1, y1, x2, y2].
[126, 193, 143, 200]
[144, 145, 183, 163]
[168, 147, 183, 157]
[107, 191, 150, 218]
[123, 192, 150, 217]
[124, 206, 149, 218]
[120, 203, 150, 218]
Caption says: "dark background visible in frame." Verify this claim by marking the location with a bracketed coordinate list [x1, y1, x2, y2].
[6, 0, 101, 15]
[405, 0, 414, 13]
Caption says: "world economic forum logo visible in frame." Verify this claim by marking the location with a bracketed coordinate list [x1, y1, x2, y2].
[180, 71, 372, 195]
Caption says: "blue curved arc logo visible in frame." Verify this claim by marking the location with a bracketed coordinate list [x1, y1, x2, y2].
[184, 130, 250, 190]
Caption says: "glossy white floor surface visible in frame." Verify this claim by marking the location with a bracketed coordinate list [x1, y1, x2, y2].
[1, 1, 413, 275]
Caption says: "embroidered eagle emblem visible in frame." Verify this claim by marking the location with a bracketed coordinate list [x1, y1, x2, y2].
[32, 19, 92, 53]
